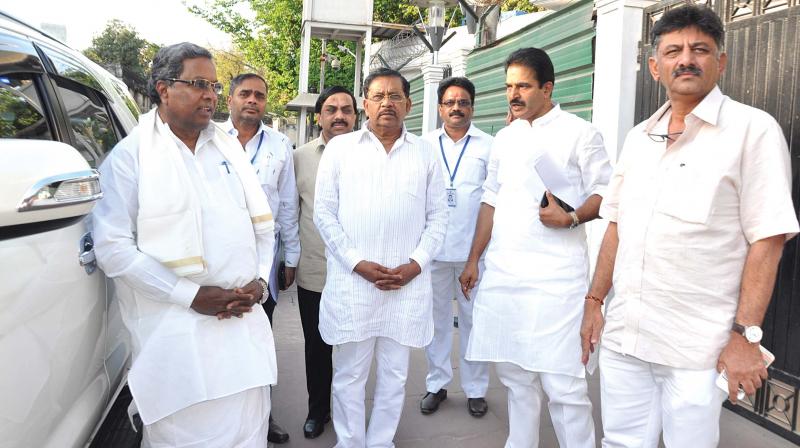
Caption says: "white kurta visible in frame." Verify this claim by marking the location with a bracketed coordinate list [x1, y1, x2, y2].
[466, 105, 611, 377]
[93, 118, 277, 425]
[314, 123, 449, 347]
[223, 121, 299, 300]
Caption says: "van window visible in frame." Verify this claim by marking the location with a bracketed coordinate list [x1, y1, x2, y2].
[54, 77, 119, 168]
[0, 74, 52, 140]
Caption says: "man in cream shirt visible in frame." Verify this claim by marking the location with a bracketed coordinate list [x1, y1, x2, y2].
[461, 48, 611, 448]
[420, 76, 492, 418]
[314, 68, 448, 448]
[581, 6, 799, 447]
[293, 85, 358, 439]
[93, 43, 277, 447]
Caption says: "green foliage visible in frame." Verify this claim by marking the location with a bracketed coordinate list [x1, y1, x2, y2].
[501, 0, 542, 13]
[83, 20, 160, 91]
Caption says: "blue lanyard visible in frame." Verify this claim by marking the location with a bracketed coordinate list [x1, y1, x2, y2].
[249, 131, 265, 166]
[439, 134, 471, 188]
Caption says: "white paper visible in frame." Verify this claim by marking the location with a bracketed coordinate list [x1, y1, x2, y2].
[533, 151, 579, 208]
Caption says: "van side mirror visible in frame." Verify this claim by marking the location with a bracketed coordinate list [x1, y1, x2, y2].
[0, 139, 103, 227]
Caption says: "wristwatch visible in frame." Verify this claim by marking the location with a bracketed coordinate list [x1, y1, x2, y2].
[568, 211, 580, 229]
[731, 322, 762, 344]
[257, 278, 269, 303]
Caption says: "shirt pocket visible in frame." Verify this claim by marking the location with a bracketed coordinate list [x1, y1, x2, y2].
[258, 152, 284, 190]
[218, 164, 247, 209]
[459, 155, 487, 186]
[655, 164, 717, 225]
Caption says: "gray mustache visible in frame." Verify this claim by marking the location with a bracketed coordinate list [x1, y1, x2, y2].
[672, 65, 703, 77]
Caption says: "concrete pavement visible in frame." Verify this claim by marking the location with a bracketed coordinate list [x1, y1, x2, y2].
[269, 286, 795, 448]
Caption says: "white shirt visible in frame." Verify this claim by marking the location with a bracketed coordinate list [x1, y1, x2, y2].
[600, 86, 799, 369]
[223, 120, 300, 267]
[423, 124, 492, 262]
[92, 117, 277, 425]
[314, 122, 449, 347]
[466, 105, 611, 377]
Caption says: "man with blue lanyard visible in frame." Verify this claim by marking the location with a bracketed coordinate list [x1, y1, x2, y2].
[420, 77, 492, 417]
[224, 72, 300, 444]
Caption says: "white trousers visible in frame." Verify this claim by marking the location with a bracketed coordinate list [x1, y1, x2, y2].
[425, 261, 489, 397]
[142, 386, 270, 448]
[332, 337, 411, 448]
[496, 362, 595, 448]
[600, 347, 727, 448]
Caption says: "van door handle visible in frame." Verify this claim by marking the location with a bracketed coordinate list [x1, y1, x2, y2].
[79, 232, 97, 274]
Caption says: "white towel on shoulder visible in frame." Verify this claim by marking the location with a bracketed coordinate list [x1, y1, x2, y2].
[136, 108, 274, 276]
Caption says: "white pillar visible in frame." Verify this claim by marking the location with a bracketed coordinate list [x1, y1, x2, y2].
[354, 38, 363, 95]
[298, 24, 313, 145]
[421, 64, 446, 135]
[592, 0, 657, 161]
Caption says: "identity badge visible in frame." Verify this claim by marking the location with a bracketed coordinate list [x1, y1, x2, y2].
[446, 188, 457, 207]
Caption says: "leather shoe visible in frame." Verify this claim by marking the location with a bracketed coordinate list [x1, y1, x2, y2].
[268, 416, 289, 444]
[303, 414, 330, 439]
[420, 389, 447, 415]
[468, 397, 488, 417]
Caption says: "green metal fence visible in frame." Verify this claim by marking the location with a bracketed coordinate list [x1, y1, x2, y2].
[466, 0, 596, 135]
[406, 74, 424, 135]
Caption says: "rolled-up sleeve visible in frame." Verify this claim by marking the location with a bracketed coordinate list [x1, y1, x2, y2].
[92, 139, 199, 308]
[480, 139, 501, 207]
[577, 127, 612, 198]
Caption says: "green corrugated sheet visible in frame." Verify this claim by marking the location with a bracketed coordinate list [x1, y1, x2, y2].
[466, 0, 596, 135]
[406, 74, 424, 135]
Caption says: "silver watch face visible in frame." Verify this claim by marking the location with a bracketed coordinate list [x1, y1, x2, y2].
[744, 326, 763, 343]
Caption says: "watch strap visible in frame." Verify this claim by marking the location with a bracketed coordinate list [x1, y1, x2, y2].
[731, 322, 746, 335]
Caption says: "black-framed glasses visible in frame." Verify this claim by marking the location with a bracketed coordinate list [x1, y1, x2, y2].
[164, 78, 223, 95]
[647, 131, 683, 143]
[366, 93, 406, 104]
[440, 99, 472, 108]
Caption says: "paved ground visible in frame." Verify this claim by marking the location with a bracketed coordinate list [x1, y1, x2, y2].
[269, 286, 796, 448]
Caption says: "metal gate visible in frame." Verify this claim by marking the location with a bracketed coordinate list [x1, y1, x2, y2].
[635, 0, 800, 443]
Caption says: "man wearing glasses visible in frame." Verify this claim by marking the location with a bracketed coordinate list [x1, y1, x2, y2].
[460, 48, 611, 447]
[92, 43, 278, 447]
[419, 77, 492, 418]
[222, 73, 299, 444]
[581, 7, 798, 446]
[314, 67, 448, 448]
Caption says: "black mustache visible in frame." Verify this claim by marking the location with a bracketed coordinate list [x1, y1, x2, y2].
[449, 111, 465, 117]
[332, 120, 349, 126]
[509, 99, 526, 107]
[673, 65, 702, 77]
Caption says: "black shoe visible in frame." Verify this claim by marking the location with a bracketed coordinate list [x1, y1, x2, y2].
[420, 389, 447, 415]
[468, 397, 488, 417]
[303, 414, 329, 439]
[268, 416, 290, 444]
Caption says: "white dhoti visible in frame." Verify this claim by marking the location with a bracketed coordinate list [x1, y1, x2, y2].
[142, 386, 270, 448]
[495, 362, 595, 448]
[600, 347, 727, 448]
[425, 260, 489, 397]
[331, 337, 410, 448]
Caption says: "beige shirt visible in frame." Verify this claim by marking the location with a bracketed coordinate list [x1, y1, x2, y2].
[600, 86, 799, 369]
[294, 136, 327, 292]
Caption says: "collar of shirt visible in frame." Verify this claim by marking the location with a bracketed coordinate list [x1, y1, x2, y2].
[156, 112, 215, 153]
[359, 120, 412, 152]
[222, 118, 268, 142]
[436, 122, 482, 144]
[509, 102, 562, 129]
[644, 85, 725, 134]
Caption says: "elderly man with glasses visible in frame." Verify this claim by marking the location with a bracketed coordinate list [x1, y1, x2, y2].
[418, 76, 492, 418]
[314, 67, 448, 448]
[92, 42, 278, 447]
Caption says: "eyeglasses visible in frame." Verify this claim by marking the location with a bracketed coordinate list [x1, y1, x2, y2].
[164, 78, 223, 95]
[440, 99, 472, 108]
[366, 93, 406, 104]
[647, 131, 683, 143]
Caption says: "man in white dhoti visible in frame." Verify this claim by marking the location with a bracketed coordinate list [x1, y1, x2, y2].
[460, 47, 611, 448]
[420, 76, 492, 417]
[92, 43, 278, 448]
[314, 67, 449, 448]
[223, 72, 300, 444]
[580, 6, 799, 447]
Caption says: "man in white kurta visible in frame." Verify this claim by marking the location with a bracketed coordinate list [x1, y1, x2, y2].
[420, 76, 492, 417]
[461, 48, 611, 448]
[92, 44, 277, 448]
[314, 68, 448, 448]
